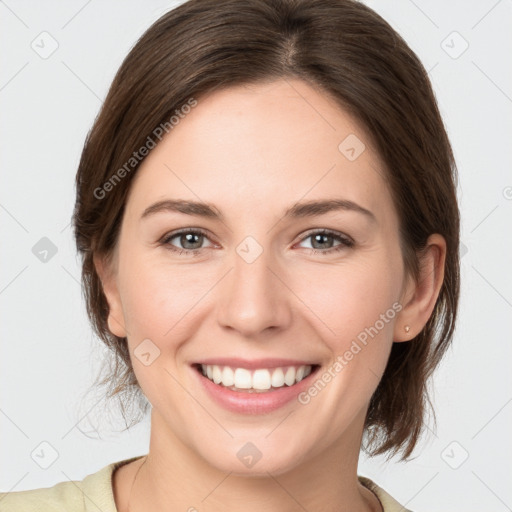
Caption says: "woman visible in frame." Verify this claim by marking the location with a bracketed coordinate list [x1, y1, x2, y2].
[0, 0, 459, 510]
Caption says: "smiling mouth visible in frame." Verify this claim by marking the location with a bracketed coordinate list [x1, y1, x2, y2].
[194, 363, 320, 393]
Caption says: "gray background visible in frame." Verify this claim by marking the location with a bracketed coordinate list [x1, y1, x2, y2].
[1, 1, 511, 510]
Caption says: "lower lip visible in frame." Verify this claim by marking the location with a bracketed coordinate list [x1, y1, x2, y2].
[193, 366, 319, 414]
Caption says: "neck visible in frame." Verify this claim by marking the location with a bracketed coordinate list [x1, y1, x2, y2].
[126, 408, 380, 512]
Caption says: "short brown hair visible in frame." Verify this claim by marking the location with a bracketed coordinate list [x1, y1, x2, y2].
[73, 0, 460, 460]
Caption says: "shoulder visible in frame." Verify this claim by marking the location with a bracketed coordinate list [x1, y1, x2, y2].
[0, 478, 85, 512]
[0, 456, 145, 512]
[358, 475, 414, 512]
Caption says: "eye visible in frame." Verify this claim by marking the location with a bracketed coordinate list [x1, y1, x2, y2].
[160, 228, 214, 256]
[159, 228, 354, 256]
[297, 229, 354, 255]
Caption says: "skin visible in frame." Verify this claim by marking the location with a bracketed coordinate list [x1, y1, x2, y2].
[95, 78, 446, 512]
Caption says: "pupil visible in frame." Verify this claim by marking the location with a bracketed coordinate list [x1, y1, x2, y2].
[183, 233, 201, 249]
[179, 233, 334, 251]
[313, 234, 331, 249]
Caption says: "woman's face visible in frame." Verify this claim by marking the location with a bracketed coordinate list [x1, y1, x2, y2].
[100, 78, 412, 475]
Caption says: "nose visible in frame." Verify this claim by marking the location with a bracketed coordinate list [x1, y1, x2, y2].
[216, 243, 292, 338]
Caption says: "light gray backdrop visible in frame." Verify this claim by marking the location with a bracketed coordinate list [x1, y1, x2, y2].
[1, 1, 511, 510]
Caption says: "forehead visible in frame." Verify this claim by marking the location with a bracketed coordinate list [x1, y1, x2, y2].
[126, 79, 394, 224]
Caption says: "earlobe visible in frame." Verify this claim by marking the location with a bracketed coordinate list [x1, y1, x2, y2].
[93, 252, 127, 338]
[394, 234, 447, 342]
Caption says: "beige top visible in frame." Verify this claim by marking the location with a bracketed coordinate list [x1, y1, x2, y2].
[0, 455, 413, 511]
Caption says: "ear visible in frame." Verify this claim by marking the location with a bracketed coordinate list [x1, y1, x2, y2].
[393, 233, 446, 342]
[93, 252, 127, 338]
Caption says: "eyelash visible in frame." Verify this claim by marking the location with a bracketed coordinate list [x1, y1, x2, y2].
[159, 228, 354, 257]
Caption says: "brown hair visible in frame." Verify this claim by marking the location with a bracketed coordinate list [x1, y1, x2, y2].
[73, 0, 460, 460]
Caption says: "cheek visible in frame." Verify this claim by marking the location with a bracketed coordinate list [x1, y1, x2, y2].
[290, 258, 402, 411]
[116, 257, 205, 405]
[120, 247, 179, 319]
[292, 256, 401, 342]
[118, 253, 215, 350]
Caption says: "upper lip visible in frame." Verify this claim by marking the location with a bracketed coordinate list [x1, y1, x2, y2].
[194, 358, 318, 369]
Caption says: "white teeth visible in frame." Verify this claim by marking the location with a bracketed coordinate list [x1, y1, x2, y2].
[233, 368, 252, 389]
[271, 367, 285, 388]
[200, 364, 312, 391]
[284, 367, 296, 386]
[212, 365, 222, 384]
[252, 369, 271, 390]
[222, 366, 234, 387]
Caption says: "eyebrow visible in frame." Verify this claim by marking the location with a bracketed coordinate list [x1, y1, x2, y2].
[140, 198, 376, 223]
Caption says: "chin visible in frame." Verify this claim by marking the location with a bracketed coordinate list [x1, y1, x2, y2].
[197, 436, 311, 477]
